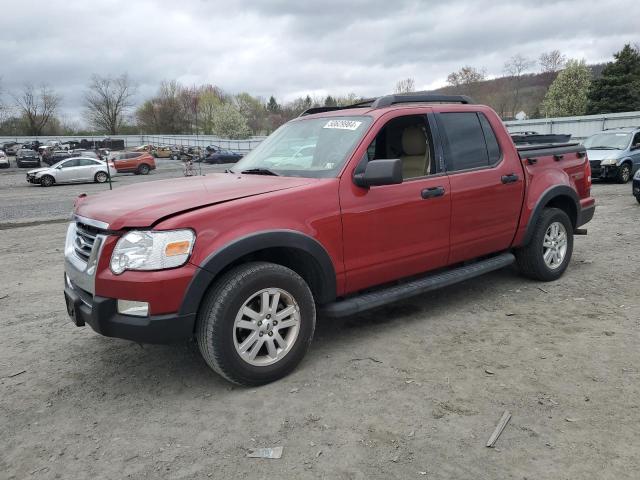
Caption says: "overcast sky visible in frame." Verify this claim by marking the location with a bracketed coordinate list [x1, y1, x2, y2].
[1, 0, 638, 122]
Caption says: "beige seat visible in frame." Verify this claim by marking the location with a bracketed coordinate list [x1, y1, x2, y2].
[400, 126, 430, 179]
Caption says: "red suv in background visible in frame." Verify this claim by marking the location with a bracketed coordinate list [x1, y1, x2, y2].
[111, 151, 156, 175]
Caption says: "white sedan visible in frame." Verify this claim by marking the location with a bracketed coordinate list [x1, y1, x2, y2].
[26, 157, 117, 187]
[0, 150, 8, 169]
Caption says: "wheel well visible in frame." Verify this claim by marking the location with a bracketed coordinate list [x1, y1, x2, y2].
[545, 195, 577, 228]
[41, 174, 54, 183]
[216, 247, 327, 302]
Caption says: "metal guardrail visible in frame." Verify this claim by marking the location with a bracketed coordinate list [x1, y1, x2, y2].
[504, 111, 640, 141]
[0, 134, 266, 153]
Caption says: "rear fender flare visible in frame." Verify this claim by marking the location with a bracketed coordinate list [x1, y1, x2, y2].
[521, 186, 580, 246]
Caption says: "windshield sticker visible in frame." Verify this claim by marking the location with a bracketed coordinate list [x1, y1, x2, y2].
[323, 120, 362, 131]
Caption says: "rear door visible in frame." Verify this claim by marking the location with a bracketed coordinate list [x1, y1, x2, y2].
[436, 110, 524, 263]
[56, 158, 81, 182]
[76, 158, 100, 181]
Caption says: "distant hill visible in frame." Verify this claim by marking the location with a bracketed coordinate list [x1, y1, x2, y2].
[428, 64, 605, 120]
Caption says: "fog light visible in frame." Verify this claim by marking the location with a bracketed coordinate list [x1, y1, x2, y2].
[117, 299, 149, 317]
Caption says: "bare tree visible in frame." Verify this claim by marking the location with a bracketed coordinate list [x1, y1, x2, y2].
[447, 66, 486, 87]
[13, 83, 61, 136]
[503, 54, 534, 117]
[84, 74, 136, 135]
[394, 78, 415, 94]
[539, 50, 567, 73]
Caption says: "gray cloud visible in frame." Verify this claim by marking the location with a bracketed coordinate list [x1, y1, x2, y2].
[1, 0, 638, 122]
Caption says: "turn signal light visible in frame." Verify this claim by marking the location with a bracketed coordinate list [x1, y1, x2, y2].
[165, 240, 191, 257]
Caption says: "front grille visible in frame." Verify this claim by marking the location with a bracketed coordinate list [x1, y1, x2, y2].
[589, 160, 601, 168]
[74, 221, 103, 263]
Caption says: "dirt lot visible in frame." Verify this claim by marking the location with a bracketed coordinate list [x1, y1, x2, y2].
[0, 181, 638, 479]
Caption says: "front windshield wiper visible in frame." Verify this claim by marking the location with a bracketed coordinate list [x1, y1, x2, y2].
[238, 168, 280, 176]
[588, 146, 620, 150]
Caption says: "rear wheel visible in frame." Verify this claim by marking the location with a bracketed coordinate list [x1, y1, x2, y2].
[617, 163, 631, 183]
[196, 262, 316, 386]
[40, 175, 54, 187]
[138, 163, 150, 175]
[95, 171, 108, 183]
[516, 208, 574, 281]
[636, 195, 640, 205]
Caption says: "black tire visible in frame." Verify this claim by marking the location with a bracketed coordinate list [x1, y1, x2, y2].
[95, 171, 108, 183]
[172, 154, 178, 160]
[196, 262, 316, 386]
[515, 207, 574, 281]
[40, 175, 54, 187]
[617, 163, 632, 184]
[635, 195, 640, 205]
[138, 163, 150, 175]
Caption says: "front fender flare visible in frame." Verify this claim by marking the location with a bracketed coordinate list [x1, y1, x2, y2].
[178, 230, 337, 316]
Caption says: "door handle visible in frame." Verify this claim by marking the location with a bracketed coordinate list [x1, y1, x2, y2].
[501, 173, 519, 184]
[421, 186, 445, 199]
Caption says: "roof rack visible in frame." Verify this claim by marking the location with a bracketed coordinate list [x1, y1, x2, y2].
[299, 99, 375, 117]
[371, 93, 474, 108]
[299, 94, 474, 117]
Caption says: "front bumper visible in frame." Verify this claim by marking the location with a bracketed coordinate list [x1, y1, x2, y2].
[591, 164, 619, 179]
[64, 278, 195, 344]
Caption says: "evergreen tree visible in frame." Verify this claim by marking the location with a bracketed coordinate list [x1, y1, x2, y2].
[266, 96, 280, 113]
[587, 44, 640, 114]
[541, 59, 591, 117]
[324, 95, 337, 107]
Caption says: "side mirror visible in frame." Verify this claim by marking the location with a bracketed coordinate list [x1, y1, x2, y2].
[353, 159, 403, 188]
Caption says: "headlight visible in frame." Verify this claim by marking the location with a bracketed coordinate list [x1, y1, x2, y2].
[600, 158, 618, 166]
[110, 229, 195, 274]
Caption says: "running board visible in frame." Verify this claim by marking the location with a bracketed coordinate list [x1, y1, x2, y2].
[321, 252, 515, 318]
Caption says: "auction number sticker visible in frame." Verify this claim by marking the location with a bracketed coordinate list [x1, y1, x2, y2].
[323, 120, 362, 130]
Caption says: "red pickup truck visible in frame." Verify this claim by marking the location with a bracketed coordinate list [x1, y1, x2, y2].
[64, 94, 595, 386]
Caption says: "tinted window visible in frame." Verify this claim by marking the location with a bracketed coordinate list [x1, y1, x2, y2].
[78, 158, 98, 166]
[632, 132, 640, 147]
[127, 152, 140, 159]
[439, 112, 489, 171]
[60, 159, 80, 168]
[478, 113, 501, 164]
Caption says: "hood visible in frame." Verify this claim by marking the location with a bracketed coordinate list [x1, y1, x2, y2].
[27, 167, 50, 174]
[586, 149, 622, 161]
[74, 173, 317, 230]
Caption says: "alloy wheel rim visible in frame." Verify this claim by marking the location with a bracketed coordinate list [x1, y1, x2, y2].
[622, 166, 630, 182]
[233, 288, 301, 366]
[542, 221, 568, 270]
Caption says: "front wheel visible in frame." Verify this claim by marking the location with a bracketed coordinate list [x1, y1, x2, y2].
[515, 207, 574, 281]
[40, 175, 54, 187]
[617, 163, 631, 184]
[138, 163, 150, 175]
[196, 262, 316, 386]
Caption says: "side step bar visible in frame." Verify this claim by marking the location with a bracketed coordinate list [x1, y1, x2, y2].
[321, 252, 515, 318]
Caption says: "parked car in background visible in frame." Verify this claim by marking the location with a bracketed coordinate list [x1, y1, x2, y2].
[60, 141, 81, 151]
[26, 157, 117, 187]
[0, 150, 9, 169]
[134, 144, 154, 153]
[5, 143, 22, 156]
[203, 148, 243, 164]
[44, 150, 73, 166]
[153, 146, 173, 158]
[110, 151, 156, 174]
[2, 141, 19, 153]
[16, 149, 41, 168]
[584, 128, 640, 183]
[69, 150, 100, 160]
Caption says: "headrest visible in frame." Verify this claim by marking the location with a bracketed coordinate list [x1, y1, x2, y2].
[401, 126, 427, 156]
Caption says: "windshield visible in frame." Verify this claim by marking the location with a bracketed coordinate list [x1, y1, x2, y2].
[584, 132, 632, 150]
[231, 116, 372, 178]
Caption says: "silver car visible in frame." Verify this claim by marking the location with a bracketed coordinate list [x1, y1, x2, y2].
[26, 157, 117, 187]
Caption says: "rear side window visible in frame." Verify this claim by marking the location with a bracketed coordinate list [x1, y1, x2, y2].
[438, 112, 490, 171]
[478, 113, 501, 164]
[78, 158, 98, 166]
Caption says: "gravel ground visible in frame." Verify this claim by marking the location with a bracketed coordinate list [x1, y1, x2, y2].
[0, 180, 638, 479]
[0, 158, 229, 224]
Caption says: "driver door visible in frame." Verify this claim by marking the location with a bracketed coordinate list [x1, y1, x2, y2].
[56, 158, 80, 182]
[339, 111, 452, 294]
